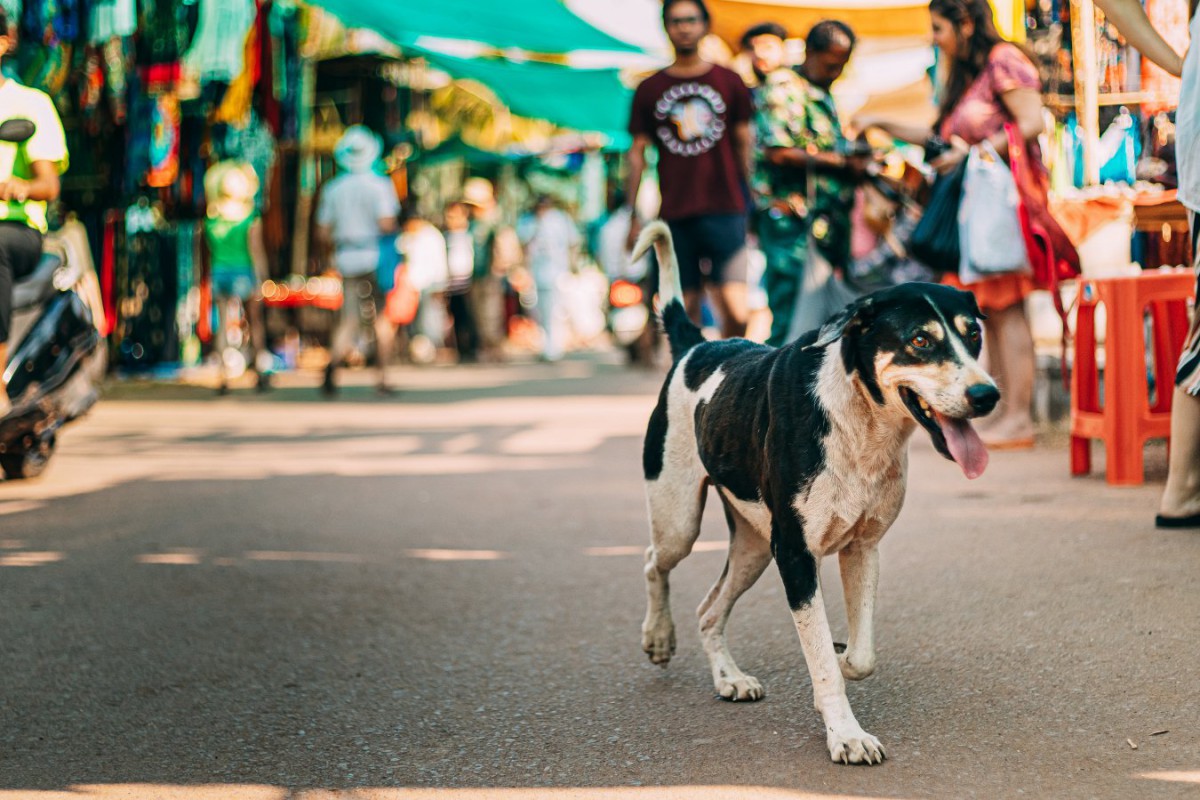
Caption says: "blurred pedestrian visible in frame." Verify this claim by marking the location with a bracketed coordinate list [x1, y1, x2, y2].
[521, 195, 579, 362]
[204, 161, 270, 394]
[597, 191, 650, 283]
[443, 200, 478, 362]
[625, 0, 754, 338]
[463, 177, 511, 361]
[743, 20, 865, 346]
[316, 125, 399, 395]
[398, 210, 449, 365]
[856, 0, 1046, 448]
[1091, 0, 1198, 527]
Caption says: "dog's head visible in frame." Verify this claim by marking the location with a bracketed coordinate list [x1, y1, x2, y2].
[805, 282, 998, 479]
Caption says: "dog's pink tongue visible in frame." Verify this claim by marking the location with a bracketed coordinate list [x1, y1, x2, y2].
[935, 411, 989, 480]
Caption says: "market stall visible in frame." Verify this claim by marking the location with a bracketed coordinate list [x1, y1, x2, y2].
[1028, 0, 1191, 271]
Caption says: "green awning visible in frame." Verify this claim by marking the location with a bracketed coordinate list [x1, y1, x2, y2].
[310, 0, 643, 55]
[414, 136, 519, 166]
[418, 50, 634, 145]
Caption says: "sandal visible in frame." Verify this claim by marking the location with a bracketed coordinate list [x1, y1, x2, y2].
[1155, 512, 1200, 529]
[982, 436, 1035, 450]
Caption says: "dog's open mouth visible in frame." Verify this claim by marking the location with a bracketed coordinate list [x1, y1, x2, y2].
[900, 387, 989, 480]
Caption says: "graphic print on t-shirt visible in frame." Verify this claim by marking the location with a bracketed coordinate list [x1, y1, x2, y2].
[653, 82, 728, 157]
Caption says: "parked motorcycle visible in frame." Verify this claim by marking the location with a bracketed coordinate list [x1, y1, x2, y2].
[0, 119, 106, 479]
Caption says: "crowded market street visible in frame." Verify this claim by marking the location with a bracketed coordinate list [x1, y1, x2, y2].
[0, 355, 1197, 799]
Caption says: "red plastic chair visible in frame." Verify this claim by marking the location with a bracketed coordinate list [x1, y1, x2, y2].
[1070, 268, 1196, 485]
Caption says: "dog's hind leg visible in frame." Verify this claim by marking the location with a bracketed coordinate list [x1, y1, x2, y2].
[838, 543, 879, 681]
[642, 471, 708, 667]
[698, 497, 772, 701]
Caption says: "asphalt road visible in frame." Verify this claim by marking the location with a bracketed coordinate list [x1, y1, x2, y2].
[0, 356, 1197, 800]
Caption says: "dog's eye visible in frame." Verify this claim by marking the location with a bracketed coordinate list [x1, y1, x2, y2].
[967, 327, 981, 343]
[910, 334, 931, 349]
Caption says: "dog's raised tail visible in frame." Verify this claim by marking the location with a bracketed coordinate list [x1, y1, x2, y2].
[631, 221, 703, 362]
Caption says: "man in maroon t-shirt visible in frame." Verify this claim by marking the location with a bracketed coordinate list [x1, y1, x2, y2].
[625, 0, 753, 338]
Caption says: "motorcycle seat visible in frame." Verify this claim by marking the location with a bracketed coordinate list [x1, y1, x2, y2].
[12, 251, 62, 311]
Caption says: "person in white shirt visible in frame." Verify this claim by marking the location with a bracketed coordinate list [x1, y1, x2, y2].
[522, 196, 580, 362]
[316, 126, 399, 395]
[397, 213, 449, 363]
[1092, 0, 1199, 528]
[0, 8, 68, 416]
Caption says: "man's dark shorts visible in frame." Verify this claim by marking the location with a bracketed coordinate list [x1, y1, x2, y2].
[665, 213, 748, 292]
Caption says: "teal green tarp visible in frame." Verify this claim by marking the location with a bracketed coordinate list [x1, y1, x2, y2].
[414, 136, 519, 166]
[311, 0, 641, 55]
[419, 50, 633, 145]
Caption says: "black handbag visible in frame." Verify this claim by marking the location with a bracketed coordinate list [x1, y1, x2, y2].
[909, 161, 967, 275]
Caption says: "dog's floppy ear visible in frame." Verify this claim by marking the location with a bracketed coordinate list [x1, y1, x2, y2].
[965, 290, 987, 321]
[803, 295, 875, 351]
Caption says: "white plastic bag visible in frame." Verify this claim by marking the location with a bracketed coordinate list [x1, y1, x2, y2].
[958, 140, 1028, 283]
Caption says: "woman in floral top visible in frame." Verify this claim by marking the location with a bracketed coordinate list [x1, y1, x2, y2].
[857, 0, 1046, 449]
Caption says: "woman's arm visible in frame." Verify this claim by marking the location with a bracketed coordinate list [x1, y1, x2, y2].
[1093, 0, 1184, 76]
[852, 116, 934, 147]
[990, 86, 1044, 155]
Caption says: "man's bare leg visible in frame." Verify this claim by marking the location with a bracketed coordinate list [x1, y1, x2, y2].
[682, 288, 703, 328]
[709, 281, 748, 339]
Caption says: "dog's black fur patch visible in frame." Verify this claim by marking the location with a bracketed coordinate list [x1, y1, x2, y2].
[642, 362, 676, 481]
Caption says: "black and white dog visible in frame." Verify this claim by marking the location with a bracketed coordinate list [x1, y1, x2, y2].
[634, 222, 998, 765]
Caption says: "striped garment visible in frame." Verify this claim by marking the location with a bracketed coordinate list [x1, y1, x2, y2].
[1178, 211, 1200, 397]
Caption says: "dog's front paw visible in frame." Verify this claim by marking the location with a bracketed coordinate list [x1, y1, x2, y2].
[827, 728, 887, 765]
[714, 673, 764, 702]
[641, 620, 676, 666]
[838, 651, 876, 681]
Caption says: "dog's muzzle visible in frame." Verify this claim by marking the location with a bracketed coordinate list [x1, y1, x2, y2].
[965, 383, 1000, 417]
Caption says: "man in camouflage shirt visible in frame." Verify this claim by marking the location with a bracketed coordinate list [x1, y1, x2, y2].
[743, 20, 866, 345]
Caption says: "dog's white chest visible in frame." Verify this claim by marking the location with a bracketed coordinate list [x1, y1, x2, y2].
[792, 446, 907, 557]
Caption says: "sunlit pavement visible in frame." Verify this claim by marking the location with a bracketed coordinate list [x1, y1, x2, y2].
[0, 353, 1197, 799]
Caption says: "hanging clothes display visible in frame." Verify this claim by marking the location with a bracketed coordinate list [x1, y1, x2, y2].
[6, 0, 314, 367]
[213, 12, 261, 126]
[182, 0, 256, 83]
[146, 91, 181, 188]
[88, 0, 136, 43]
[120, 200, 178, 367]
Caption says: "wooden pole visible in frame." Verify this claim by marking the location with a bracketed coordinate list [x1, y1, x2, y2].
[1070, 0, 1101, 185]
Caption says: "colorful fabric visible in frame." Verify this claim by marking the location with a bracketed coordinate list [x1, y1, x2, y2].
[0, 78, 69, 234]
[88, 0, 135, 44]
[146, 91, 180, 188]
[183, 0, 256, 82]
[751, 67, 854, 264]
[628, 65, 753, 220]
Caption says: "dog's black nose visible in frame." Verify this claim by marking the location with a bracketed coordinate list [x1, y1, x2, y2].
[966, 383, 1000, 415]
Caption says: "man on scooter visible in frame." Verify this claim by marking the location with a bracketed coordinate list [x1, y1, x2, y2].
[0, 6, 68, 416]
